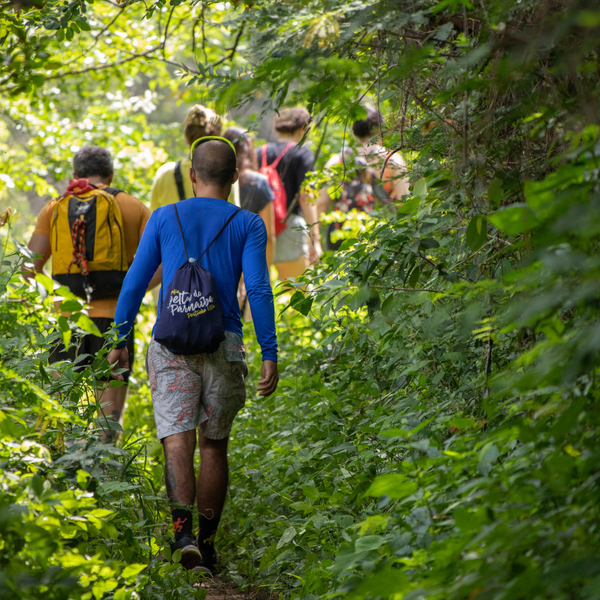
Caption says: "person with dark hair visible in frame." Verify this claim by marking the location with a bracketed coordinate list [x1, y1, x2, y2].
[107, 137, 278, 575]
[255, 107, 322, 280]
[224, 126, 276, 320]
[150, 105, 240, 210]
[317, 106, 409, 247]
[73, 145, 114, 179]
[223, 126, 275, 264]
[351, 106, 409, 199]
[24, 146, 151, 439]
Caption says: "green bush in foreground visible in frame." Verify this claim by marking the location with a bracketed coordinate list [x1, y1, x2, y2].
[0, 252, 206, 599]
[220, 128, 600, 600]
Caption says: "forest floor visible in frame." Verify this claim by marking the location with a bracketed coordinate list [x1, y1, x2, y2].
[199, 580, 270, 600]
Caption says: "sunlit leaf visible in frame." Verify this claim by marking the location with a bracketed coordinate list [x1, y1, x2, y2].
[364, 474, 417, 499]
[487, 204, 539, 235]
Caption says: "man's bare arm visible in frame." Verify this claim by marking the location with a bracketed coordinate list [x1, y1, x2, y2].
[299, 193, 323, 264]
[23, 234, 52, 281]
[258, 203, 276, 266]
[316, 186, 334, 220]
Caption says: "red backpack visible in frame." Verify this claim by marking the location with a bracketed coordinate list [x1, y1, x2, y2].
[259, 143, 294, 236]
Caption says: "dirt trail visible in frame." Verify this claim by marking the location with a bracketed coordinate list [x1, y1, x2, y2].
[199, 580, 267, 600]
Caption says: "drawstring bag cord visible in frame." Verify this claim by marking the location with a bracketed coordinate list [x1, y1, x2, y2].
[67, 214, 93, 303]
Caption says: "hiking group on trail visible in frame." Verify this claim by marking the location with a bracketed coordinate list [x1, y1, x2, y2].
[23, 103, 408, 576]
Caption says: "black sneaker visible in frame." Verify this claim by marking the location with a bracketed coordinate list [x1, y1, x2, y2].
[170, 536, 203, 571]
[193, 545, 219, 576]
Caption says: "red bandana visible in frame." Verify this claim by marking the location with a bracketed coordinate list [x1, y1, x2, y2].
[62, 178, 95, 197]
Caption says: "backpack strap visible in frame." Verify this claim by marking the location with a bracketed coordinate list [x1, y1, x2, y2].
[197, 208, 241, 261]
[173, 203, 189, 261]
[103, 187, 124, 197]
[160, 204, 189, 312]
[270, 142, 294, 169]
[174, 161, 186, 201]
[260, 144, 268, 170]
[173, 204, 242, 263]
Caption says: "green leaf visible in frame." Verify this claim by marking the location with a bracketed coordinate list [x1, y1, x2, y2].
[290, 291, 313, 316]
[58, 315, 71, 348]
[487, 177, 505, 209]
[408, 266, 421, 287]
[302, 484, 320, 501]
[487, 204, 539, 235]
[31, 473, 44, 497]
[121, 564, 146, 581]
[524, 179, 554, 212]
[297, 297, 314, 316]
[380, 295, 395, 316]
[259, 543, 279, 570]
[290, 501, 314, 514]
[34, 273, 55, 293]
[478, 443, 499, 476]
[347, 566, 412, 600]
[355, 535, 386, 552]
[276, 526, 297, 549]
[73, 314, 102, 336]
[60, 299, 84, 313]
[114, 589, 132, 600]
[466, 215, 488, 251]
[364, 474, 417, 499]
[454, 507, 489, 533]
[420, 237, 440, 250]
[411, 179, 428, 197]
[551, 398, 585, 441]
[76, 470, 91, 490]
[449, 417, 476, 430]
[380, 428, 410, 438]
[396, 196, 421, 216]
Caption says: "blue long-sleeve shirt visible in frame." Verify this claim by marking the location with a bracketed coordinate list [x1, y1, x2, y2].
[113, 197, 277, 362]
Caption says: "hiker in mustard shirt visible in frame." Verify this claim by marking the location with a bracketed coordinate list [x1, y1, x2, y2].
[25, 146, 151, 440]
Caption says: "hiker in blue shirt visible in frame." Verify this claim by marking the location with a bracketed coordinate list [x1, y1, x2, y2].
[107, 137, 278, 575]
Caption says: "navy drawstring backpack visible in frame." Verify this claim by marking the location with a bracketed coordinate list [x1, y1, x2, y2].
[154, 203, 240, 355]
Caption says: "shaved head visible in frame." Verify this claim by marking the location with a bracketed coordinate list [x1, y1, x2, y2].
[191, 140, 237, 187]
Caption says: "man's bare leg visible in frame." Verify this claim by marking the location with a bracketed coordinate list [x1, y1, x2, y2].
[98, 385, 127, 442]
[196, 431, 229, 561]
[162, 431, 203, 568]
[163, 430, 197, 508]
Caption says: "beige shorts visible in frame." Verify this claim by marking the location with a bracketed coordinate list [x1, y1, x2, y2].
[274, 213, 309, 263]
[146, 331, 247, 440]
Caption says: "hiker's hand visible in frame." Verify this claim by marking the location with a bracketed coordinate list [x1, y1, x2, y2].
[257, 360, 278, 397]
[107, 347, 129, 381]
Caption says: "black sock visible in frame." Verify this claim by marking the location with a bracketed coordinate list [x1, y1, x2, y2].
[172, 508, 193, 542]
[197, 512, 221, 552]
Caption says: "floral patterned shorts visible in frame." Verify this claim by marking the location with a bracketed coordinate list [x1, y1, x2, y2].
[146, 331, 247, 441]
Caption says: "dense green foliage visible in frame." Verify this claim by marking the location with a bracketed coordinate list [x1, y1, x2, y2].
[0, 252, 210, 598]
[2, 0, 600, 599]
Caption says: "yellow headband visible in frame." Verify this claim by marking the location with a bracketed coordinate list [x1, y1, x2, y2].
[190, 136, 237, 160]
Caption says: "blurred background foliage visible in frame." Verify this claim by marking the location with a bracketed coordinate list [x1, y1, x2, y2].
[2, 0, 600, 599]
